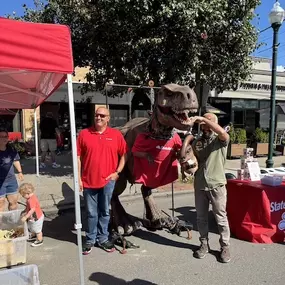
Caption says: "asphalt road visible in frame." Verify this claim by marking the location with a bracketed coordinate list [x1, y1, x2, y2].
[25, 192, 284, 285]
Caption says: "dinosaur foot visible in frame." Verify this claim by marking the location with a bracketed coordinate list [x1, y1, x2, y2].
[116, 217, 143, 236]
[142, 210, 193, 239]
[110, 231, 140, 254]
[168, 220, 193, 239]
[111, 197, 142, 236]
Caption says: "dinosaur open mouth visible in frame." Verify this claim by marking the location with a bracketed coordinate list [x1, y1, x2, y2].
[158, 106, 198, 124]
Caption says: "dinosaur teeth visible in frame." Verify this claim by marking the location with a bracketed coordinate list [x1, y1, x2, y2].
[173, 110, 185, 114]
[173, 109, 189, 114]
[173, 114, 192, 124]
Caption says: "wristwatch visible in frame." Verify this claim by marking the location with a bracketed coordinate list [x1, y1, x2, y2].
[115, 170, 121, 175]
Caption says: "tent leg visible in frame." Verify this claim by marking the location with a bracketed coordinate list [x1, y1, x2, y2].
[34, 109, 39, 177]
[171, 182, 174, 217]
[67, 74, 85, 285]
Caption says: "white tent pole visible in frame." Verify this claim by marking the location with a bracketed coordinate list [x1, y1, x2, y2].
[67, 74, 85, 285]
[34, 108, 39, 177]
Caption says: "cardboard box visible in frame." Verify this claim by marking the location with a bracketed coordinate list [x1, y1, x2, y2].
[241, 157, 255, 169]
[237, 169, 245, 180]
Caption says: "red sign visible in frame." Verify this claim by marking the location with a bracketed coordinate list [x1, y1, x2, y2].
[8, 132, 22, 141]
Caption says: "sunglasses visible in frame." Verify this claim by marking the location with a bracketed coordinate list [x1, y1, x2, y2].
[95, 113, 108, 118]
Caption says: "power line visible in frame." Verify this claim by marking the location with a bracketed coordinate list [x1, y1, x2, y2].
[256, 42, 285, 54]
[258, 26, 271, 34]
[259, 30, 285, 43]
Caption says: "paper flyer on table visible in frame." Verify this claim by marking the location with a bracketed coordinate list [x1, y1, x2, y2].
[247, 161, 261, 181]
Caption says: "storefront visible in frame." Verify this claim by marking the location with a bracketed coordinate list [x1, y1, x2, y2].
[19, 57, 285, 141]
[208, 57, 285, 134]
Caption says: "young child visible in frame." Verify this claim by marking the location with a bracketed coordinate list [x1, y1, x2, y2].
[19, 183, 44, 247]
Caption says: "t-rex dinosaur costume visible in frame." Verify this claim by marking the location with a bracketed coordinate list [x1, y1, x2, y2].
[111, 83, 199, 240]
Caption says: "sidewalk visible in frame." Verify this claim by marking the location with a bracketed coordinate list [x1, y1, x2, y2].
[16, 152, 285, 212]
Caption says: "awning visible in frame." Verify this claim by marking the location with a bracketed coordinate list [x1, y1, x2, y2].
[202, 103, 227, 115]
[0, 17, 74, 109]
[256, 103, 285, 115]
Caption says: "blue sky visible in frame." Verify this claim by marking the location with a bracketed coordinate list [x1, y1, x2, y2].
[0, 0, 284, 67]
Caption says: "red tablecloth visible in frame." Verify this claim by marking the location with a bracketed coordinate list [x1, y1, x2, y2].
[226, 179, 285, 244]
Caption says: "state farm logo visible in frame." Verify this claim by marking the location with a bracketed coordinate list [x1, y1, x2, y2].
[278, 212, 285, 231]
[155, 146, 173, 150]
[270, 201, 285, 212]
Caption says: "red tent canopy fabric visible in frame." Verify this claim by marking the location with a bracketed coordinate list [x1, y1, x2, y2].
[0, 18, 74, 109]
[0, 109, 18, 115]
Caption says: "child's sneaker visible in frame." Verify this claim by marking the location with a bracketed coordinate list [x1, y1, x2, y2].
[27, 233, 37, 242]
[31, 239, 43, 247]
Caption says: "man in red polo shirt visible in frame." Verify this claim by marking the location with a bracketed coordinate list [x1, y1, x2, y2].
[77, 107, 128, 255]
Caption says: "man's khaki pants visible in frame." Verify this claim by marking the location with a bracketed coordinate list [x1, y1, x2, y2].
[194, 185, 230, 247]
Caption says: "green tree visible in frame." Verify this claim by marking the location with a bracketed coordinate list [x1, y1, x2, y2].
[8, 0, 261, 95]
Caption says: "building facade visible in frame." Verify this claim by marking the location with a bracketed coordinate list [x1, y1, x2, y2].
[208, 57, 285, 133]
[4, 57, 285, 141]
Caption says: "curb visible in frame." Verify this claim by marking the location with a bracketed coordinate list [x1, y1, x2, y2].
[42, 189, 194, 215]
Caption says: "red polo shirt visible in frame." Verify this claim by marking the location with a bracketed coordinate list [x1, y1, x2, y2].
[77, 127, 128, 188]
[132, 133, 182, 188]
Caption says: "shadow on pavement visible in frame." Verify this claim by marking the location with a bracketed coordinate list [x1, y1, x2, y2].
[56, 182, 83, 210]
[132, 228, 199, 252]
[174, 206, 219, 234]
[89, 272, 158, 284]
[43, 182, 85, 245]
[43, 209, 79, 245]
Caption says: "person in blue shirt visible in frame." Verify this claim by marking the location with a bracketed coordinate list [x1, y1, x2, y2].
[0, 128, 24, 212]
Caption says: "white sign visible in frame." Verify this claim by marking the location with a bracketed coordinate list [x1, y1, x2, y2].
[247, 161, 261, 181]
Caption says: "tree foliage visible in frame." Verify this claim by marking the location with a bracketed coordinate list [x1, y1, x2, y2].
[9, 0, 261, 94]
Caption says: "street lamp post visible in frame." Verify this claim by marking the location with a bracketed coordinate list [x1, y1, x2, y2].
[266, 1, 284, 169]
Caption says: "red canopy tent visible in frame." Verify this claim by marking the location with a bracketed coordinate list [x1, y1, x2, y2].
[0, 109, 17, 115]
[0, 17, 73, 108]
[0, 18, 84, 284]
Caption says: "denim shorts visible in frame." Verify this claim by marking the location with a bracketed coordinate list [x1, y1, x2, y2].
[0, 179, 19, 198]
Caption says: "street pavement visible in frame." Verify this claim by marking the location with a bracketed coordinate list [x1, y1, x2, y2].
[25, 193, 285, 285]
[15, 152, 285, 212]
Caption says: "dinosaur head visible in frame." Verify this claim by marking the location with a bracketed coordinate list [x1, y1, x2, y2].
[155, 84, 199, 131]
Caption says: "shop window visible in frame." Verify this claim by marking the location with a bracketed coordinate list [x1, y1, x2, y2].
[259, 100, 270, 109]
[132, 110, 149, 118]
[244, 110, 256, 133]
[232, 99, 258, 109]
[109, 109, 128, 127]
[233, 110, 244, 127]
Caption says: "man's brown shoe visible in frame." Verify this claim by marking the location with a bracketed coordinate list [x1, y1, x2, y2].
[193, 243, 209, 259]
[220, 247, 231, 263]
